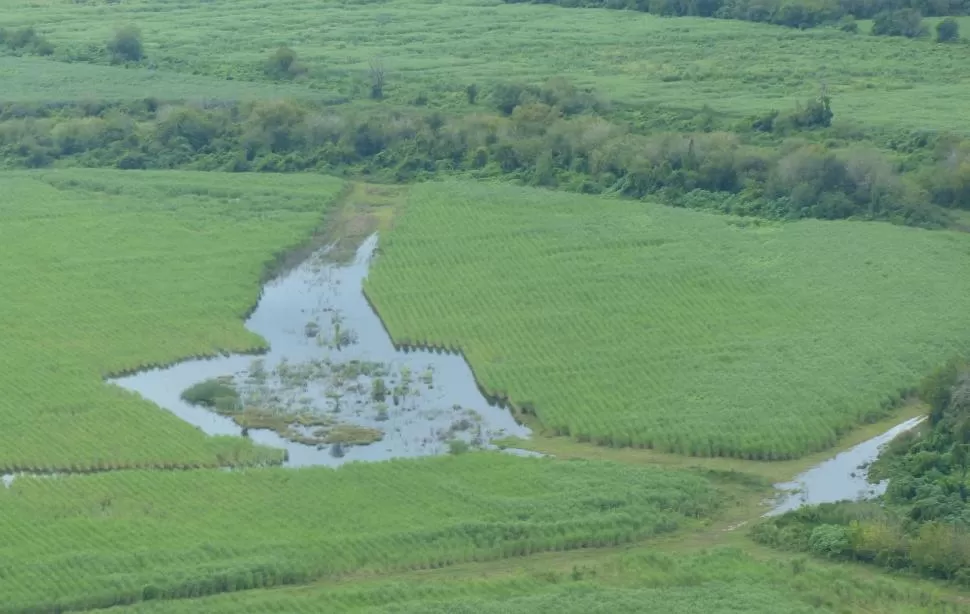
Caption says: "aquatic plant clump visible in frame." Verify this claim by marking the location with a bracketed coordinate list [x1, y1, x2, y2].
[180, 378, 241, 410]
[365, 180, 970, 460]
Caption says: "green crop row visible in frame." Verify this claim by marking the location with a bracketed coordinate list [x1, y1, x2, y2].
[0, 169, 344, 471]
[364, 180, 970, 459]
[0, 454, 716, 611]
[3, 0, 970, 130]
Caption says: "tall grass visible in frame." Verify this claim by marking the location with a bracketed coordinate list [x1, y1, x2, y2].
[105, 548, 968, 613]
[0, 169, 344, 471]
[365, 180, 970, 460]
[0, 454, 716, 610]
[2, 0, 970, 129]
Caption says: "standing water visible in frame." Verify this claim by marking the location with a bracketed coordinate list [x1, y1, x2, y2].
[109, 234, 530, 467]
[767, 416, 924, 516]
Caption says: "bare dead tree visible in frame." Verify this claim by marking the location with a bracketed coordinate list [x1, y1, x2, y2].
[369, 57, 385, 100]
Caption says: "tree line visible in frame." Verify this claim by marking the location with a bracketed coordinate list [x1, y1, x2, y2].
[0, 84, 966, 227]
[506, 0, 966, 34]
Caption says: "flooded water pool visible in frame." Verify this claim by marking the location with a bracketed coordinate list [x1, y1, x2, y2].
[766, 416, 924, 516]
[108, 234, 531, 467]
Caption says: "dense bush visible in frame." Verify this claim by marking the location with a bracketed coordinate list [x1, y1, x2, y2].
[108, 25, 144, 63]
[264, 46, 306, 80]
[936, 16, 960, 41]
[871, 9, 927, 37]
[0, 90, 962, 227]
[505, 0, 968, 29]
[0, 26, 54, 56]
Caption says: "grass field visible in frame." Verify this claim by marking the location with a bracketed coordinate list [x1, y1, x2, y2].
[0, 56, 326, 103]
[104, 546, 970, 613]
[0, 454, 717, 610]
[365, 180, 970, 459]
[0, 169, 344, 471]
[3, 0, 970, 608]
[2, 0, 969, 129]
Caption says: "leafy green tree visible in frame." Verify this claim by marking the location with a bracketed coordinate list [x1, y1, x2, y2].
[264, 46, 305, 80]
[872, 9, 926, 38]
[108, 25, 144, 63]
[838, 16, 859, 32]
[936, 17, 959, 42]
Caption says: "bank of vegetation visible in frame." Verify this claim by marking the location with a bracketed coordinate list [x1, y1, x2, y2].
[506, 0, 966, 33]
[753, 359, 970, 585]
[0, 80, 968, 228]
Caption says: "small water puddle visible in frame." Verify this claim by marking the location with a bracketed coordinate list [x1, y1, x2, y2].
[766, 416, 924, 516]
[108, 234, 530, 467]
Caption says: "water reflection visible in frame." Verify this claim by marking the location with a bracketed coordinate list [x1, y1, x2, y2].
[767, 416, 924, 516]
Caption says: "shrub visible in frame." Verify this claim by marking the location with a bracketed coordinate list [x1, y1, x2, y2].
[936, 17, 959, 42]
[0, 27, 55, 56]
[838, 16, 859, 32]
[108, 25, 144, 63]
[264, 46, 306, 80]
[872, 9, 926, 38]
[809, 524, 850, 557]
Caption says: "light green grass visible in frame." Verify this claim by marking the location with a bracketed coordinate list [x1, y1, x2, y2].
[108, 547, 969, 613]
[0, 56, 327, 102]
[3, 0, 970, 129]
[0, 453, 716, 610]
[365, 180, 970, 459]
[0, 169, 344, 471]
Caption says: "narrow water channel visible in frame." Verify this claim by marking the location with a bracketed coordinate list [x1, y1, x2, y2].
[109, 234, 531, 467]
[767, 416, 925, 516]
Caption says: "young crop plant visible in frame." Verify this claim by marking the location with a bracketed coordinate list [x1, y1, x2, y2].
[0, 454, 716, 610]
[365, 180, 970, 460]
[0, 169, 345, 472]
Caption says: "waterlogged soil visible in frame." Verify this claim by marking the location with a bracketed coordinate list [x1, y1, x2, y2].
[109, 235, 530, 467]
[767, 416, 925, 516]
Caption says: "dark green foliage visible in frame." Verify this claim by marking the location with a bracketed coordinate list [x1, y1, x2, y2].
[808, 524, 851, 557]
[466, 83, 479, 105]
[264, 46, 306, 80]
[772, 94, 833, 132]
[505, 0, 968, 30]
[491, 79, 602, 117]
[871, 9, 927, 37]
[0, 27, 54, 56]
[921, 360, 965, 425]
[936, 17, 960, 41]
[108, 25, 144, 63]
[0, 96, 959, 228]
[838, 16, 859, 32]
